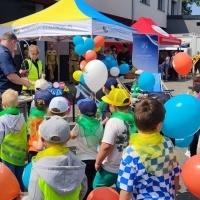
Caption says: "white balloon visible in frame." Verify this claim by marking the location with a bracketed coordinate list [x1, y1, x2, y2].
[84, 60, 108, 92]
[110, 67, 120, 77]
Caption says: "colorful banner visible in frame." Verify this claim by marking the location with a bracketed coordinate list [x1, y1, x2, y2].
[132, 34, 158, 73]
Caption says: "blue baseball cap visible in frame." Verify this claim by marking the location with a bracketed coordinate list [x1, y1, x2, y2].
[104, 77, 118, 90]
[77, 98, 97, 116]
[34, 89, 54, 105]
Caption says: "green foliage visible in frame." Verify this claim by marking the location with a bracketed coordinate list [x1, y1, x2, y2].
[182, 0, 200, 15]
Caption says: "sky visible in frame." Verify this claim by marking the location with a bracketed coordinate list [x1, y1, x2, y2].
[191, 3, 200, 15]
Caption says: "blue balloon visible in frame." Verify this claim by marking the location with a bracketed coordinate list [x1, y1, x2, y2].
[162, 94, 200, 139]
[105, 54, 115, 62]
[138, 72, 155, 91]
[175, 135, 193, 148]
[75, 44, 86, 56]
[101, 59, 109, 68]
[107, 60, 118, 70]
[119, 63, 130, 75]
[84, 38, 95, 51]
[73, 35, 84, 46]
[22, 162, 33, 190]
[80, 74, 86, 85]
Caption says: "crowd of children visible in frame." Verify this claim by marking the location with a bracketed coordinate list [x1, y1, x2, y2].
[0, 77, 182, 200]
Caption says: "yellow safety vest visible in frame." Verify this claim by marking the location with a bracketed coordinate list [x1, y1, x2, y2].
[0, 122, 27, 166]
[23, 59, 43, 90]
[38, 177, 82, 200]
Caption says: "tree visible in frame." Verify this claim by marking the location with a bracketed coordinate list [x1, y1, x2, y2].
[182, 0, 200, 15]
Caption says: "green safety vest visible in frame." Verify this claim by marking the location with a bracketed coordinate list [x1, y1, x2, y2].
[0, 122, 27, 166]
[38, 177, 82, 200]
[23, 59, 43, 90]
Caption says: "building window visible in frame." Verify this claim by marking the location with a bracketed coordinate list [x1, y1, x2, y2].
[158, 0, 165, 11]
[140, 0, 150, 6]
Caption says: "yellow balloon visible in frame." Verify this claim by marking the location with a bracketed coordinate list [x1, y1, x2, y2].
[94, 46, 101, 52]
[73, 70, 83, 82]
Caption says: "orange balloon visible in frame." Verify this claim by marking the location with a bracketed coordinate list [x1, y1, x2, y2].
[80, 60, 87, 71]
[173, 52, 192, 75]
[87, 187, 119, 200]
[94, 35, 105, 48]
[0, 162, 20, 200]
[182, 154, 200, 198]
[85, 50, 97, 62]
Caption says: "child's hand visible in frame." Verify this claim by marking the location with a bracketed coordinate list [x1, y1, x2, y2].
[95, 162, 102, 171]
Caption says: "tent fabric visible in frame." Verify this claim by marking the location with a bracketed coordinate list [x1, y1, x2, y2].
[131, 17, 181, 45]
[0, 0, 136, 41]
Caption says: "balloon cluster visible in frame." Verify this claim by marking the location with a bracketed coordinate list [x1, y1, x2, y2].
[72, 35, 130, 93]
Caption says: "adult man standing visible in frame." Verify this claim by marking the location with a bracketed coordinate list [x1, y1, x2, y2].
[0, 31, 30, 94]
[117, 43, 131, 66]
[68, 43, 80, 84]
[45, 43, 58, 82]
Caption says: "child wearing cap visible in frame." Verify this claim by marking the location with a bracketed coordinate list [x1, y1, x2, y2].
[117, 98, 181, 200]
[0, 89, 27, 191]
[48, 96, 71, 117]
[27, 89, 53, 162]
[98, 77, 118, 126]
[70, 98, 103, 199]
[93, 85, 137, 190]
[22, 116, 87, 200]
[30, 78, 49, 108]
[32, 96, 71, 151]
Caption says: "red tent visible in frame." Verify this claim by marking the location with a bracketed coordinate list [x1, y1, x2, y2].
[131, 17, 181, 45]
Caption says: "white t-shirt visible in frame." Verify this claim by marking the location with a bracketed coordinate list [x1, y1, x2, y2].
[102, 117, 130, 174]
[72, 123, 103, 161]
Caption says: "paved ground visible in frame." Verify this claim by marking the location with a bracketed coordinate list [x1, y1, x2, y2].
[66, 77, 200, 199]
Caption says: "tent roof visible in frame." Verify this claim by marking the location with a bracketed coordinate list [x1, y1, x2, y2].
[131, 17, 181, 45]
[0, 0, 136, 41]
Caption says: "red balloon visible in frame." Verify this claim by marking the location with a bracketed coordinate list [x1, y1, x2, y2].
[173, 52, 192, 75]
[0, 162, 20, 200]
[87, 187, 119, 200]
[182, 154, 200, 198]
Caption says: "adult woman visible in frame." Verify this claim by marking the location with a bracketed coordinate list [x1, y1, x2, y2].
[21, 45, 45, 94]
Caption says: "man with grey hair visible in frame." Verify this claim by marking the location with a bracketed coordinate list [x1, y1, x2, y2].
[0, 31, 30, 94]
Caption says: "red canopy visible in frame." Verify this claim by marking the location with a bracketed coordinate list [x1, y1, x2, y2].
[131, 17, 181, 45]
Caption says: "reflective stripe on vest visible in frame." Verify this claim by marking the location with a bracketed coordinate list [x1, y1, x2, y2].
[0, 122, 27, 166]
[23, 59, 43, 90]
[38, 177, 82, 200]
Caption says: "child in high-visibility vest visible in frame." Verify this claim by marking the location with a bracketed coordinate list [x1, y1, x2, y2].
[0, 89, 27, 191]
[23, 116, 87, 200]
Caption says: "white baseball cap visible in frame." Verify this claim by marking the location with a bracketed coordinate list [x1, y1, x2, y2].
[49, 96, 71, 114]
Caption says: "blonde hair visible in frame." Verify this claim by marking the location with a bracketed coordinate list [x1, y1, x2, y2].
[29, 44, 40, 55]
[2, 89, 18, 108]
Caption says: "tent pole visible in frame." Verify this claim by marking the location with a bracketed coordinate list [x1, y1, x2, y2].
[57, 39, 60, 82]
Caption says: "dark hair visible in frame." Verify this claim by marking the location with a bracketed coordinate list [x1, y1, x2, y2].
[122, 43, 128, 48]
[2, 31, 17, 41]
[110, 45, 117, 50]
[134, 98, 165, 132]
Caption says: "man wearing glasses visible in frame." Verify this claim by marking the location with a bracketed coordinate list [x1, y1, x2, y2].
[0, 31, 30, 95]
